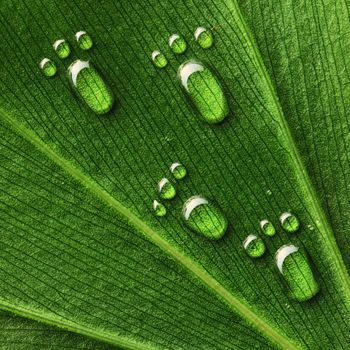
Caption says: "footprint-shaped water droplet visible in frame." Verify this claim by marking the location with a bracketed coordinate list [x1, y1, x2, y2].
[170, 162, 187, 180]
[178, 60, 229, 124]
[243, 234, 266, 258]
[194, 27, 214, 49]
[153, 200, 167, 217]
[39, 58, 57, 77]
[158, 178, 176, 199]
[152, 50, 168, 68]
[280, 212, 300, 233]
[68, 60, 114, 115]
[275, 244, 319, 301]
[182, 195, 228, 240]
[53, 39, 71, 59]
[169, 34, 187, 54]
[75, 31, 93, 50]
[260, 219, 276, 237]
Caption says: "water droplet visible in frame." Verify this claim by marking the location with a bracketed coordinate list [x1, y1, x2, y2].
[152, 50, 168, 68]
[75, 31, 93, 50]
[168, 34, 187, 54]
[280, 212, 300, 233]
[266, 189, 272, 196]
[243, 234, 265, 258]
[178, 60, 228, 124]
[182, 195, 228, 240]
[158, 178, 176, 199]
[39, 58, 57, 77]
[53, 39, 71, 59]
[68, 60, 114, 115]
[194, 27, 214, 49]
[170, 162, 187, 180]
[275, 244, 319, 301]
[260, 219, 276, 237]
[153, 200, 166, 217]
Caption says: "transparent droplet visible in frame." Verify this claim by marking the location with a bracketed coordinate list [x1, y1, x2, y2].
[194, 27, 214, 49]
[243, 235, 265, 258]
[39, 58, 57, 77]
[280, 212, 300, 233]
[260, 219, 276, 237]
[182, 195, 228, 240]
[178, 60, 229, 124]
[75, 31, 93, 50]
[152, 50, 168, 68]
[153, 200, 166, 217]
[170, 162, 187, 180]
[68, 60, 114, 115]
[158, 178, 176, 199]
[168, 34, 187, 54]
[53, 39, 71, 59]
[275, 244, 319, 301]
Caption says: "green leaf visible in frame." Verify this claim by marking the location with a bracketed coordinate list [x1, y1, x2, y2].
[0, 0, 349, 349]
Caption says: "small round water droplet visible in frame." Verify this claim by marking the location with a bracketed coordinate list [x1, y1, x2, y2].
[266, 189, 272, 196]
[194, 27, 214, 49]
[68, 60, 114, 115]
[243, 234, 265, 258]
[153, 200, 166, 217]
[280, 212, 300, 233]
[168, 34, 187, 54]
[39, 58, 57, 77]
[182, 195, 228, 240]
[260, 219, 276, 237]
[75, 31, 93, 50]
[178, 60, 229, 124]
[275, 244, 319, 301]
[158, 178, 176, 199]
[152, 50, 168, 68]
[53, 39, 71, 59]
[170, 162, 187, 180]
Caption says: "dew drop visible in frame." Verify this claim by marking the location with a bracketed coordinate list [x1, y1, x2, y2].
[75, 31, 93, 50]
[152, 50, 168, 68]
[68, 60, 114, 115]
[158, 178, 176, 199]
[260, 219, 276, 237]
[280, 212, 300, 233]
[182, 195, 228, 240]
[243, 234, 265, 258]
[53, 39, 71, 59]
[168, 34, 187, 54]
[194, 27, 214, 49]
[178, 60, 229, 124]
[170, 162, 187, 180]
[39, 58, 57, 77]
[153, 200, 166, 217]
[275, 244, 319, 301]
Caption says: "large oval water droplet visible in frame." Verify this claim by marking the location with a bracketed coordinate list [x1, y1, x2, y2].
[182, 195, 228, 240]
[153, 200, 166, 217]
[178, 60, 229, 124]
[260, 219, 276, 237]
[168, 34, 187, 54]
[68, 60, 114, 115]
[53, 39, 70, 59]
[158, 178, 176, 199]
[152, 50, 168, 68]
[275, 244, 319, 302]
[194, 27, 214, 49]
[39, 58, 57, 77]
[170, 162, 187, 180]
[75, 31, 93, 50]
[243, 234, 265, 258]
[280, 212, 300, 233]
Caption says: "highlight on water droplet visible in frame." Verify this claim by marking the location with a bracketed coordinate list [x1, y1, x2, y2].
[170, 162, 187, 180]
[39, 58, 57, 77]
[243, 234, 266, 258]
[75, 31, 93, 50]
[182, 195, 228, 240]
[153, 200, 166, 217]
[158, 178, 176, 199]
[151, 50, 168, 68]
[178, 60, 229, 124]
[260, 219, 276, 237]
[68, 59, 114, 115]
[194, 27, 214, 49]
[168, 34, 187, 54]
[280, 212, 300, 233]
[53, 39, 71, 59]
[275, 244, 319, 302]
